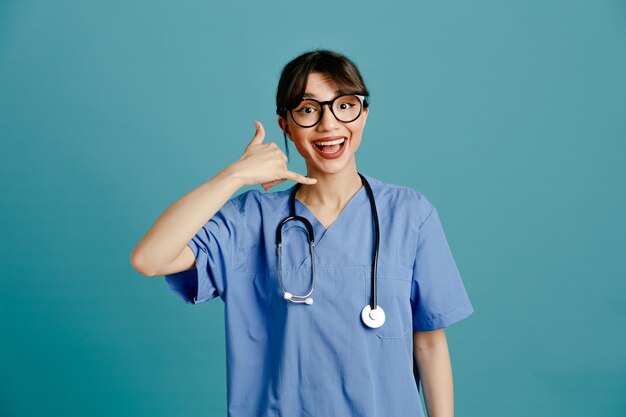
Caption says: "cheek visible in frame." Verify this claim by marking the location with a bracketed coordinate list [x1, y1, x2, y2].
[291, 130, 312, 149]
[349, 125, 366, 141]
[293, 142, 308, 154]
[349, 117, 367, 133]
[291, 137, 311, 154]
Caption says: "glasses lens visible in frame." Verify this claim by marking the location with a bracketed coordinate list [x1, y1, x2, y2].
[292, 100, 322, 127]
[332, 95, 362, 123]
[291, 95, 364, 127]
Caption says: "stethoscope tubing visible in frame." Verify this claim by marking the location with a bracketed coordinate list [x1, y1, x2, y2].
[360, 173, 380, 310]
[277, 173, 380, 310]
[276, 215, 316, 303]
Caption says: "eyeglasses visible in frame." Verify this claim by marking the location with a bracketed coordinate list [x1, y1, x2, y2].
[289, 94, 367, 128]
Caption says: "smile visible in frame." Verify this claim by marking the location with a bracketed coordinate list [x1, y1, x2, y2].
[314, 137, 345, 150]
[312, 137, 347, 159]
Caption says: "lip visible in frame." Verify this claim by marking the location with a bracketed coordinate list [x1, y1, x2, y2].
[313, 136, 346, 143]
[312, 136, 348, 160]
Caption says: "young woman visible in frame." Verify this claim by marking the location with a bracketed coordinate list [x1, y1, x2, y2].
[131, 49, 474, 417]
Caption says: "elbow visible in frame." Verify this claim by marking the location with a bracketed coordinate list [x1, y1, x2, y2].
[130, 248, 158, 277]
[413, 328, 448, 351]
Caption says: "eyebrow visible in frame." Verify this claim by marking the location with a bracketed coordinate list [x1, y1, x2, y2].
[303, 90, 341, 99]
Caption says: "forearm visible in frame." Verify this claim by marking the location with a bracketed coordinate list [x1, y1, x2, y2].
[131, 164, 243, 275]
[414, 330, 454, 417]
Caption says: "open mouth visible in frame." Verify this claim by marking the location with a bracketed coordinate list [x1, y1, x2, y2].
[313, 137, 346, 155]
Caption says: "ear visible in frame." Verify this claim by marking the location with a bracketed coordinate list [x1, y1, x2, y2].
[278, 116, 293, 141]
[361, 107, 369, 126]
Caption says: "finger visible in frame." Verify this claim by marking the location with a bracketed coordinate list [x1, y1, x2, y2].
[262, 178, 285, 188]
[261, 180, 276, 188]
[261, 178, 286, 191]
[247, 120, 266, 147]
[282, 170, 318, 185]
[262, 178, 286, 189]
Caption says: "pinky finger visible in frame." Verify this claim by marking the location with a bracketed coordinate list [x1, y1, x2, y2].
[261, 178, 286, 191]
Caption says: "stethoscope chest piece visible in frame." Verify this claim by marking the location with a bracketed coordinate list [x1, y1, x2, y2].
[361, 304, 386, 329]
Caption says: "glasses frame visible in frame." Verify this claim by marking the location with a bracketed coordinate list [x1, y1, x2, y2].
[289, 94, 368, 128]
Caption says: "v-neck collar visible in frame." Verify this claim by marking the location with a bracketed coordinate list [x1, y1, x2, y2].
[289, 183, 368, 249]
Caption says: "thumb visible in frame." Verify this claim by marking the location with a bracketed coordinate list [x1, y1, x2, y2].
[247, 120, 265, 147]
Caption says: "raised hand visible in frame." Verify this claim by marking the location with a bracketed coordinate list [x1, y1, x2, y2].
[233, 121, 317, 191]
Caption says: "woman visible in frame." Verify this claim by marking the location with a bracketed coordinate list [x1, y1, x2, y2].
[131, 49, 474, 417]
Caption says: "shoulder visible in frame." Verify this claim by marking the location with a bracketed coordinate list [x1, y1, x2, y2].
[361, 173, 435, 226]
[226, 186, 293, 214]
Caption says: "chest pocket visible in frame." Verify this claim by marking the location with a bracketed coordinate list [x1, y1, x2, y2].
[364, 265, 413, 339]
[262, 266, 369, 348]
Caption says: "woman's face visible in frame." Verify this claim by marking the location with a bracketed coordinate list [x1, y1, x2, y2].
[278, 72, 368, 177]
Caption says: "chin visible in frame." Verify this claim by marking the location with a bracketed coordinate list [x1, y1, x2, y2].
[309, 158, 355, 177]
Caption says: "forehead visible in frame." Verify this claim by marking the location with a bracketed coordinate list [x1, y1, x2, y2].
[303, 72, 340, 99]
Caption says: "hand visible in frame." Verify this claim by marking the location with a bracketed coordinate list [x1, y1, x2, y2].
[233, 121, 317, 191]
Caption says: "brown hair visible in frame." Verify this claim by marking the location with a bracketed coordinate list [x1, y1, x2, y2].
[275, 49, 370, 157]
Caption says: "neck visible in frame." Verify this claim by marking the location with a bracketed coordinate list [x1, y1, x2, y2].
[296, 164, 363, 209]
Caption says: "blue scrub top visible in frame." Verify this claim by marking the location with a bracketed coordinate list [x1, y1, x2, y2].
[164, 173, 474, 417]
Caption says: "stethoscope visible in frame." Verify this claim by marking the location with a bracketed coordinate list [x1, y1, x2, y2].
[275, 172, 386, 329]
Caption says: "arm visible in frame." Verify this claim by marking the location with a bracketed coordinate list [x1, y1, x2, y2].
[413, 329, 454, 417]
[130, 121, 316, 277]
[130, 165, 242, 277]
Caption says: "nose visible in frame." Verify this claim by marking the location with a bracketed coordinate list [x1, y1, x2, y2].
[317, 103, 340, 130]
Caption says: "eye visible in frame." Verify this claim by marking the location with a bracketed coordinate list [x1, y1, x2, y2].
[295, 106, 318, 114]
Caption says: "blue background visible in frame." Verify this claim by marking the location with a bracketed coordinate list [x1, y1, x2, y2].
[1, 1, 625, 416]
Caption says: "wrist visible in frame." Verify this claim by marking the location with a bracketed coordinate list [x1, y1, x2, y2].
[219, 162, 247, 189]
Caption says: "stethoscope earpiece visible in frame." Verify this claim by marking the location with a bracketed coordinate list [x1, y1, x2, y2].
[283, 291, 313, 305]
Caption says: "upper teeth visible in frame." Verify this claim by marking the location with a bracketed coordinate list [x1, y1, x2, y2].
[314, 138, 346, 146]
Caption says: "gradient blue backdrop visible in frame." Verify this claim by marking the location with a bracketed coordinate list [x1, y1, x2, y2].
[1, 1, 625, 416]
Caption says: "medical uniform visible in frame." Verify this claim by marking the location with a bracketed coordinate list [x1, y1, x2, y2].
[164, 173, 474, 417]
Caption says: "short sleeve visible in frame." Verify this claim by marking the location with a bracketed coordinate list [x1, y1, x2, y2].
[411, 204, 474, 331]
[163, 197, 244, 304]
